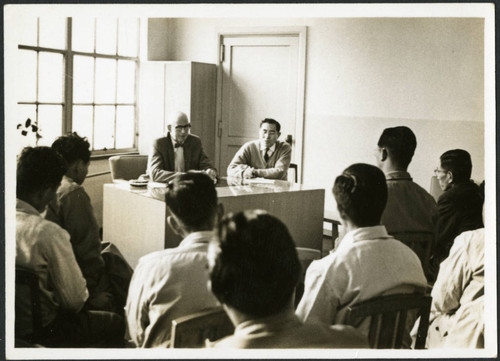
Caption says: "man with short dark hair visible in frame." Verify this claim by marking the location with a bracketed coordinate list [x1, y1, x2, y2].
[125, 172, 221, 347]
[296, 164, 427, 347]
[148, 111, 217, 182]
[208, 210, 367, 348]
[227, 118, 291, 180]
[375, 126, 437, 276]
[16, 147, 124, 347]
[45, 132, 111, 309]
[432, 149, 483, 266]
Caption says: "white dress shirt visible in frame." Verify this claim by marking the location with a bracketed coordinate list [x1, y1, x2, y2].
[260, 143, 276, 162]
[296, 225, 427, 342]
[170, 135, 185, 172]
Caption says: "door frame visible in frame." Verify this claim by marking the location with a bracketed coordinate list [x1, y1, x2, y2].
[214, 26, 307, 182]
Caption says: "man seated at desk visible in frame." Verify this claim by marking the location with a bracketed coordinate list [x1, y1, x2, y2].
[148, 111, 217, 183]
[227, 118, 291, 180]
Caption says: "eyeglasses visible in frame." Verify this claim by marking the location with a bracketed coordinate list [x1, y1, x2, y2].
[434, 168, 448, 176]
[175, 124, 191, 131]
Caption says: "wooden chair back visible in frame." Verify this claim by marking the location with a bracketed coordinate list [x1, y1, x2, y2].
[15, 267, 43, 346]
[288, 163, 298, 183]
[170, 308, 234, 348]
[345, 293, 431, 349]
[295, 247, 322, 307]
[108, 155, 148, 182]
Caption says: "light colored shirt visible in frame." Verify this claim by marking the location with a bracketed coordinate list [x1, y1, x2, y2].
[16, 199, 89, 330]
[427, 228, 484, 348]
[45, 176, 105, 291]
[211, 310, 368, 349]
[170, 134, 185, 172]
[227, 140, 291, 180]
[260, 143, 276, 160]
[296, 226, 427, 339]
[382, 171, 437, 234]
[125, 231, 220, 348]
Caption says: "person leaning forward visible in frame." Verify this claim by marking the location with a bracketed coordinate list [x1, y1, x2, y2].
[227, 118, 291, 180]
[147, 111, 217, 183]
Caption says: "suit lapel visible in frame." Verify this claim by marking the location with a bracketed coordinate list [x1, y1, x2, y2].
[183, 136, 192, 170]
[166, 133, 175, 170]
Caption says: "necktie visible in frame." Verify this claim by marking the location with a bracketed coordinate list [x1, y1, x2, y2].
[264, 148, 270, 162]
[174, 142, 183, 148]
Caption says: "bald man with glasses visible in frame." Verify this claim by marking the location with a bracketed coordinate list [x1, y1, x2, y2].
[147, 111, 217, 183]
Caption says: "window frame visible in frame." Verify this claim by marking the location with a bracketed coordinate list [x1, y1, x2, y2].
[17, 17, 140, 157]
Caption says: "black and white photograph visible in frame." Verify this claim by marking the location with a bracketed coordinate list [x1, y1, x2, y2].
[4, 3, 496, 359]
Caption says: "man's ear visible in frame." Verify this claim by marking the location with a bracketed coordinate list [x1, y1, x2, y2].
[167, 215, 183, 236]
[380, 147, 388, 162]
[447, 171, 454, 184]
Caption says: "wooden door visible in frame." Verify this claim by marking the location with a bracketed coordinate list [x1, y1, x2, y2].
[217, 30, 306, 178]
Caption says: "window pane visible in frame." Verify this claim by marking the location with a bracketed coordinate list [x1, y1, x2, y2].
[73, 55, 94, 103]
[16, 105, 37, 156]
[118, 18, 138, 57]
[116, 60, 136, 103]
[18, 17, 37, 46]
[72, 17, 95, 53]
[95, 18, 117, 55]
[116, 106, 135, 149]
[17, 49, 37, 102]
[38, 52, 64, 103]
[95, 58, 116, 103]
[73, 105, 94, 148]
[94, 106, 115, 150]
[39, 17, 66, 49]
[37, 105, 63, 147]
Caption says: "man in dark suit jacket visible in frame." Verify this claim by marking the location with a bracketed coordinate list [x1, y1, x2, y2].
[147, 111, 217, 182]
[431, 149, 483, 276]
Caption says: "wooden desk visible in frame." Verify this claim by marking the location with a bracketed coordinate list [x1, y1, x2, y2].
[103, 179, 325, 268]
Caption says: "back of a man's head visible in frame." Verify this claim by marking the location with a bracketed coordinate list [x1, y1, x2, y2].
[209, 210, 301, 319]
[377, 126, 417, 169]
[165, 172, 217, 231]
[333, 163, 388, 227]
[17, 146, 67, 199]
[440, 149, 472, 184]
[51, 132, 91, 166]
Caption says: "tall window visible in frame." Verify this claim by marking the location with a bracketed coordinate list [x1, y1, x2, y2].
[17, 17, 140, 155]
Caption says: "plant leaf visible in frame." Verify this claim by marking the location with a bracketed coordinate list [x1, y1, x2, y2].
[31, 125, 38, 132]
[21, 130, 28, 136]
[17, 124, 22, 129]
[25, 118, 31, 127]
[36, 133, 42, 140]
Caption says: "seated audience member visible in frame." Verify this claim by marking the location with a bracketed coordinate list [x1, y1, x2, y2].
[125, 173, 220, 347]
[148, 111, 217, 183]
[208, 210, 368, 348]
[45, 132, 120, 312]
[427, 227, 484, 348]
[16, 147, 124, 347]
[375, 126, 437, 276]
[296, 164, 427, 347]
[227, 118, 291, 180]
[431, 149, 483, 274]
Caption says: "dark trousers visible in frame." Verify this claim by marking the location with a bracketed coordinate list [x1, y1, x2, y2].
[40, 309, 125, 348]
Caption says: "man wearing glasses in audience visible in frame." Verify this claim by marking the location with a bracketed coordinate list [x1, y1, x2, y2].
[148, 111, 217, 183]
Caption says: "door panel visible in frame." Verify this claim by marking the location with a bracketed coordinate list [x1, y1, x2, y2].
[219, 35, 300, 176]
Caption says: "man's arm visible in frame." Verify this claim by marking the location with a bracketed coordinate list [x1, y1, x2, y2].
[434, 195, 459, 263]
[55, 188, 105, 290]
[227, 143, 253, 178]
[295, 260, 342, 325]
[148, 141, 177, 183]
[43, 224, 89, 312]
[430, 234, 470, 318]
[254, 143, 291, 180]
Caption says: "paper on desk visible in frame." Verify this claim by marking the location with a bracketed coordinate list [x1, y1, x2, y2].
[148, 181, 167, 188]
[244, 178, 276, 184]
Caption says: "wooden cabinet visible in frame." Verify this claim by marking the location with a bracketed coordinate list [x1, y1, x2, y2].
[138, 61, 217, 163]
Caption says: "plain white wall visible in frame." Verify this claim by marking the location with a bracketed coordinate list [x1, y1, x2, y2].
[147, 17, 485, 212]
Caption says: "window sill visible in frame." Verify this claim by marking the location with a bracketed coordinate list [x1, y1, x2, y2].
[90, 150, 140, 160]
